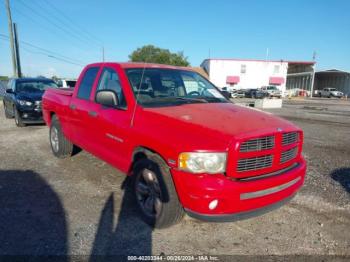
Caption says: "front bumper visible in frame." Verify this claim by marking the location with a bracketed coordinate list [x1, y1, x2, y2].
[186, 193, 296, 222]
[171, 158, 306, 221]
[17, 108, 44, 123]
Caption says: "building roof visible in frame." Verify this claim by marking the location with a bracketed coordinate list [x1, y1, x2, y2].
[316, 69, 350, 74]
[202, 58, 315, 65]
[190, 67, 209, 79]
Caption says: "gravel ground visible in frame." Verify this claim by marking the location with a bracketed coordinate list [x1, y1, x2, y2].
[0, 99, 349, 260]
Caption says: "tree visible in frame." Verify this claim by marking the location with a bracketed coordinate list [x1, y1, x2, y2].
[129, 45, 190, 66]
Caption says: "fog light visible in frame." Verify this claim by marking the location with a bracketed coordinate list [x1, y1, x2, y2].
[22, 113, 28, 118]
[208, 199, 218, 210]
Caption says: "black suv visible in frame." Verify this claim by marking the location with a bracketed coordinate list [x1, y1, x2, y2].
[3, 78, 57, 127]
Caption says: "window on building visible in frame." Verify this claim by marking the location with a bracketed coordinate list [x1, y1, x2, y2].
[240, 64, 246, 74]
[274, 65, 280, 74]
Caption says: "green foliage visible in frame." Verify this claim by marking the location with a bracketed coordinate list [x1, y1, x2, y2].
[0, 76, 9, 81]
[129, 45, 190, 66]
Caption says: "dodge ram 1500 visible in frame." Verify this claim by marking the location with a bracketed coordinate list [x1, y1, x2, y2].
[43, 62, 306, 228]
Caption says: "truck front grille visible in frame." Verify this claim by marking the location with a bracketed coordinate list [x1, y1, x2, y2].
[282, 132, 299, 146]
[280, 147, 298, 163]
[240, 135, 274, 152]
[237, 155, 273, 172]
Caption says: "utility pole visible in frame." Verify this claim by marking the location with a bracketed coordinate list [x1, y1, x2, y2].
[5, 0, 17, 77]
[13, 23, 22, 77]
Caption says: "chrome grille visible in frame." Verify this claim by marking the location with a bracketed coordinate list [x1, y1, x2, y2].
[237, 155, 273, 172]
[282, 132, 298, 146]
[280, 147, 298, 163]
[240, 136, 275, 152]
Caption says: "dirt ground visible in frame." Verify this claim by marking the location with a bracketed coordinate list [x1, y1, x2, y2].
[0, 98, 349, 260]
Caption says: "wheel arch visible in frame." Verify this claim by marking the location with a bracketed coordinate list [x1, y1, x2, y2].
[129, 146, 170, 175]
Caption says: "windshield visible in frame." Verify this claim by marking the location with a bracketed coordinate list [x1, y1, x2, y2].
[125, 68, 228, 107]
[16, 80, 57, 93]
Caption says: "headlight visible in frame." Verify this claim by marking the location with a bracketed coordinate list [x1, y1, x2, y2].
[18, 100, 33, 106]
[178, 152, 227, 174]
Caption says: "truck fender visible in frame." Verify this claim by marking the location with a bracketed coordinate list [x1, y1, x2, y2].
[129, 147, 170, 175]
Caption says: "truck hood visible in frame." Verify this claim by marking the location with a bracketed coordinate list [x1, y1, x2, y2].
[142, 102, 298, 149]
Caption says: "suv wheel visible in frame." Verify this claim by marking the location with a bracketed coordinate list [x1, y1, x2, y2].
[14, 108, 26, 127]
[50, 115, 73, 158]
[133, 155, 184, 228]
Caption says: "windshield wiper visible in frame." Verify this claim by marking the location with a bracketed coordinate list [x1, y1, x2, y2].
[197, 96, 228, 103]
[174, 97, 208, 103]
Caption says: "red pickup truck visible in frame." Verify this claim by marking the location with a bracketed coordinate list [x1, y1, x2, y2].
[43, 62, 306, 228]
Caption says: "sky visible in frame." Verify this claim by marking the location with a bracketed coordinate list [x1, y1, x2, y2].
[0, 0, 349, 78]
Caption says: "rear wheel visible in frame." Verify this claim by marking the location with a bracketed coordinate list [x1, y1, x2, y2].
[14, 108, 26, 127]
[50, 115, 73, 158]
[133, 156, 184, 228]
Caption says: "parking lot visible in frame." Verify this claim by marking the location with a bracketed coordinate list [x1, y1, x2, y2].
[0, 98, 349, 258]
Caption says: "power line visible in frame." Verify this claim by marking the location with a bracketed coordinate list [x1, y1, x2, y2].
[17, 0, 99, 50]
[0, 34, 85, 66]
[41, 0, 103, 46]
[11, 6, 97, 60]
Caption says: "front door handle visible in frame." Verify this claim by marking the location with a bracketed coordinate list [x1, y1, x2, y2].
[88, 111, 98, 117]
[69, 104, 76, 110]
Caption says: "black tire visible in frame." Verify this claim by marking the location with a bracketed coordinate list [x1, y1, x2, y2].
[132, 155, 184, 228]
[49, 115, 73, 158]
[14, 107, 26, 127]
[3, 103, 12, 119]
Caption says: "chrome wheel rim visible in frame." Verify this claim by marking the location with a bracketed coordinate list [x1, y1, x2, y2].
[50, 127, 59, 152]
[135, 169, 162, 218]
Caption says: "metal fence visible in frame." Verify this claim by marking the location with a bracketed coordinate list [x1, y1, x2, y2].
[0, 81, 8, 97]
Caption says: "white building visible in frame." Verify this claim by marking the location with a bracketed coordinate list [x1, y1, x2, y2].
[201, 58, 315, 96]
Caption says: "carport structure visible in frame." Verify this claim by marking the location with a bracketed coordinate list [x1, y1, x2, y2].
[286, 61, 316, 96]
[314, 69, 350, 96]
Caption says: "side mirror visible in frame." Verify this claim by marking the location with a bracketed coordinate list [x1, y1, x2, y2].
[6, 88, 14, 94]
[96, 90, 119, 108]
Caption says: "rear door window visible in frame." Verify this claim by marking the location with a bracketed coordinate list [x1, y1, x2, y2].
[77, 67, 99, 100]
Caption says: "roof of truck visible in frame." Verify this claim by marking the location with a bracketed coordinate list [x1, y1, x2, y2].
[88, 62, 193, 71]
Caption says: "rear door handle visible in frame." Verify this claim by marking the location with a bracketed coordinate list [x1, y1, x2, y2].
[88, 111, 98, 117]
[69, 104, 76, 110]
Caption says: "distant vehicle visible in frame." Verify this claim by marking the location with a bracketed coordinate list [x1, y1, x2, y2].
[230, 89, 245, 98]
[57, 79, 77, 88]
[317, 88, 343, 98]
[3, 78, 58, 127]
[220, 87, 232, 99]
[223, 87, 245, 98]
[245, 89, 269, 99]
[261, 85, 282, 98]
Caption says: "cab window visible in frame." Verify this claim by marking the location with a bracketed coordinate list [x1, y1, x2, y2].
[77, 67, 99, 100]
[96, 68, 126, 108]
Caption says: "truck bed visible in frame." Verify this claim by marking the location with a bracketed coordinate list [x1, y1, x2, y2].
[42, 87, 73, 126]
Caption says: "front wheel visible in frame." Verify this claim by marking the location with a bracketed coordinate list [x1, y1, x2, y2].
[50, 115, 73, 158]
[133, 156, 184, 228]
[14, 108, 26, 127]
